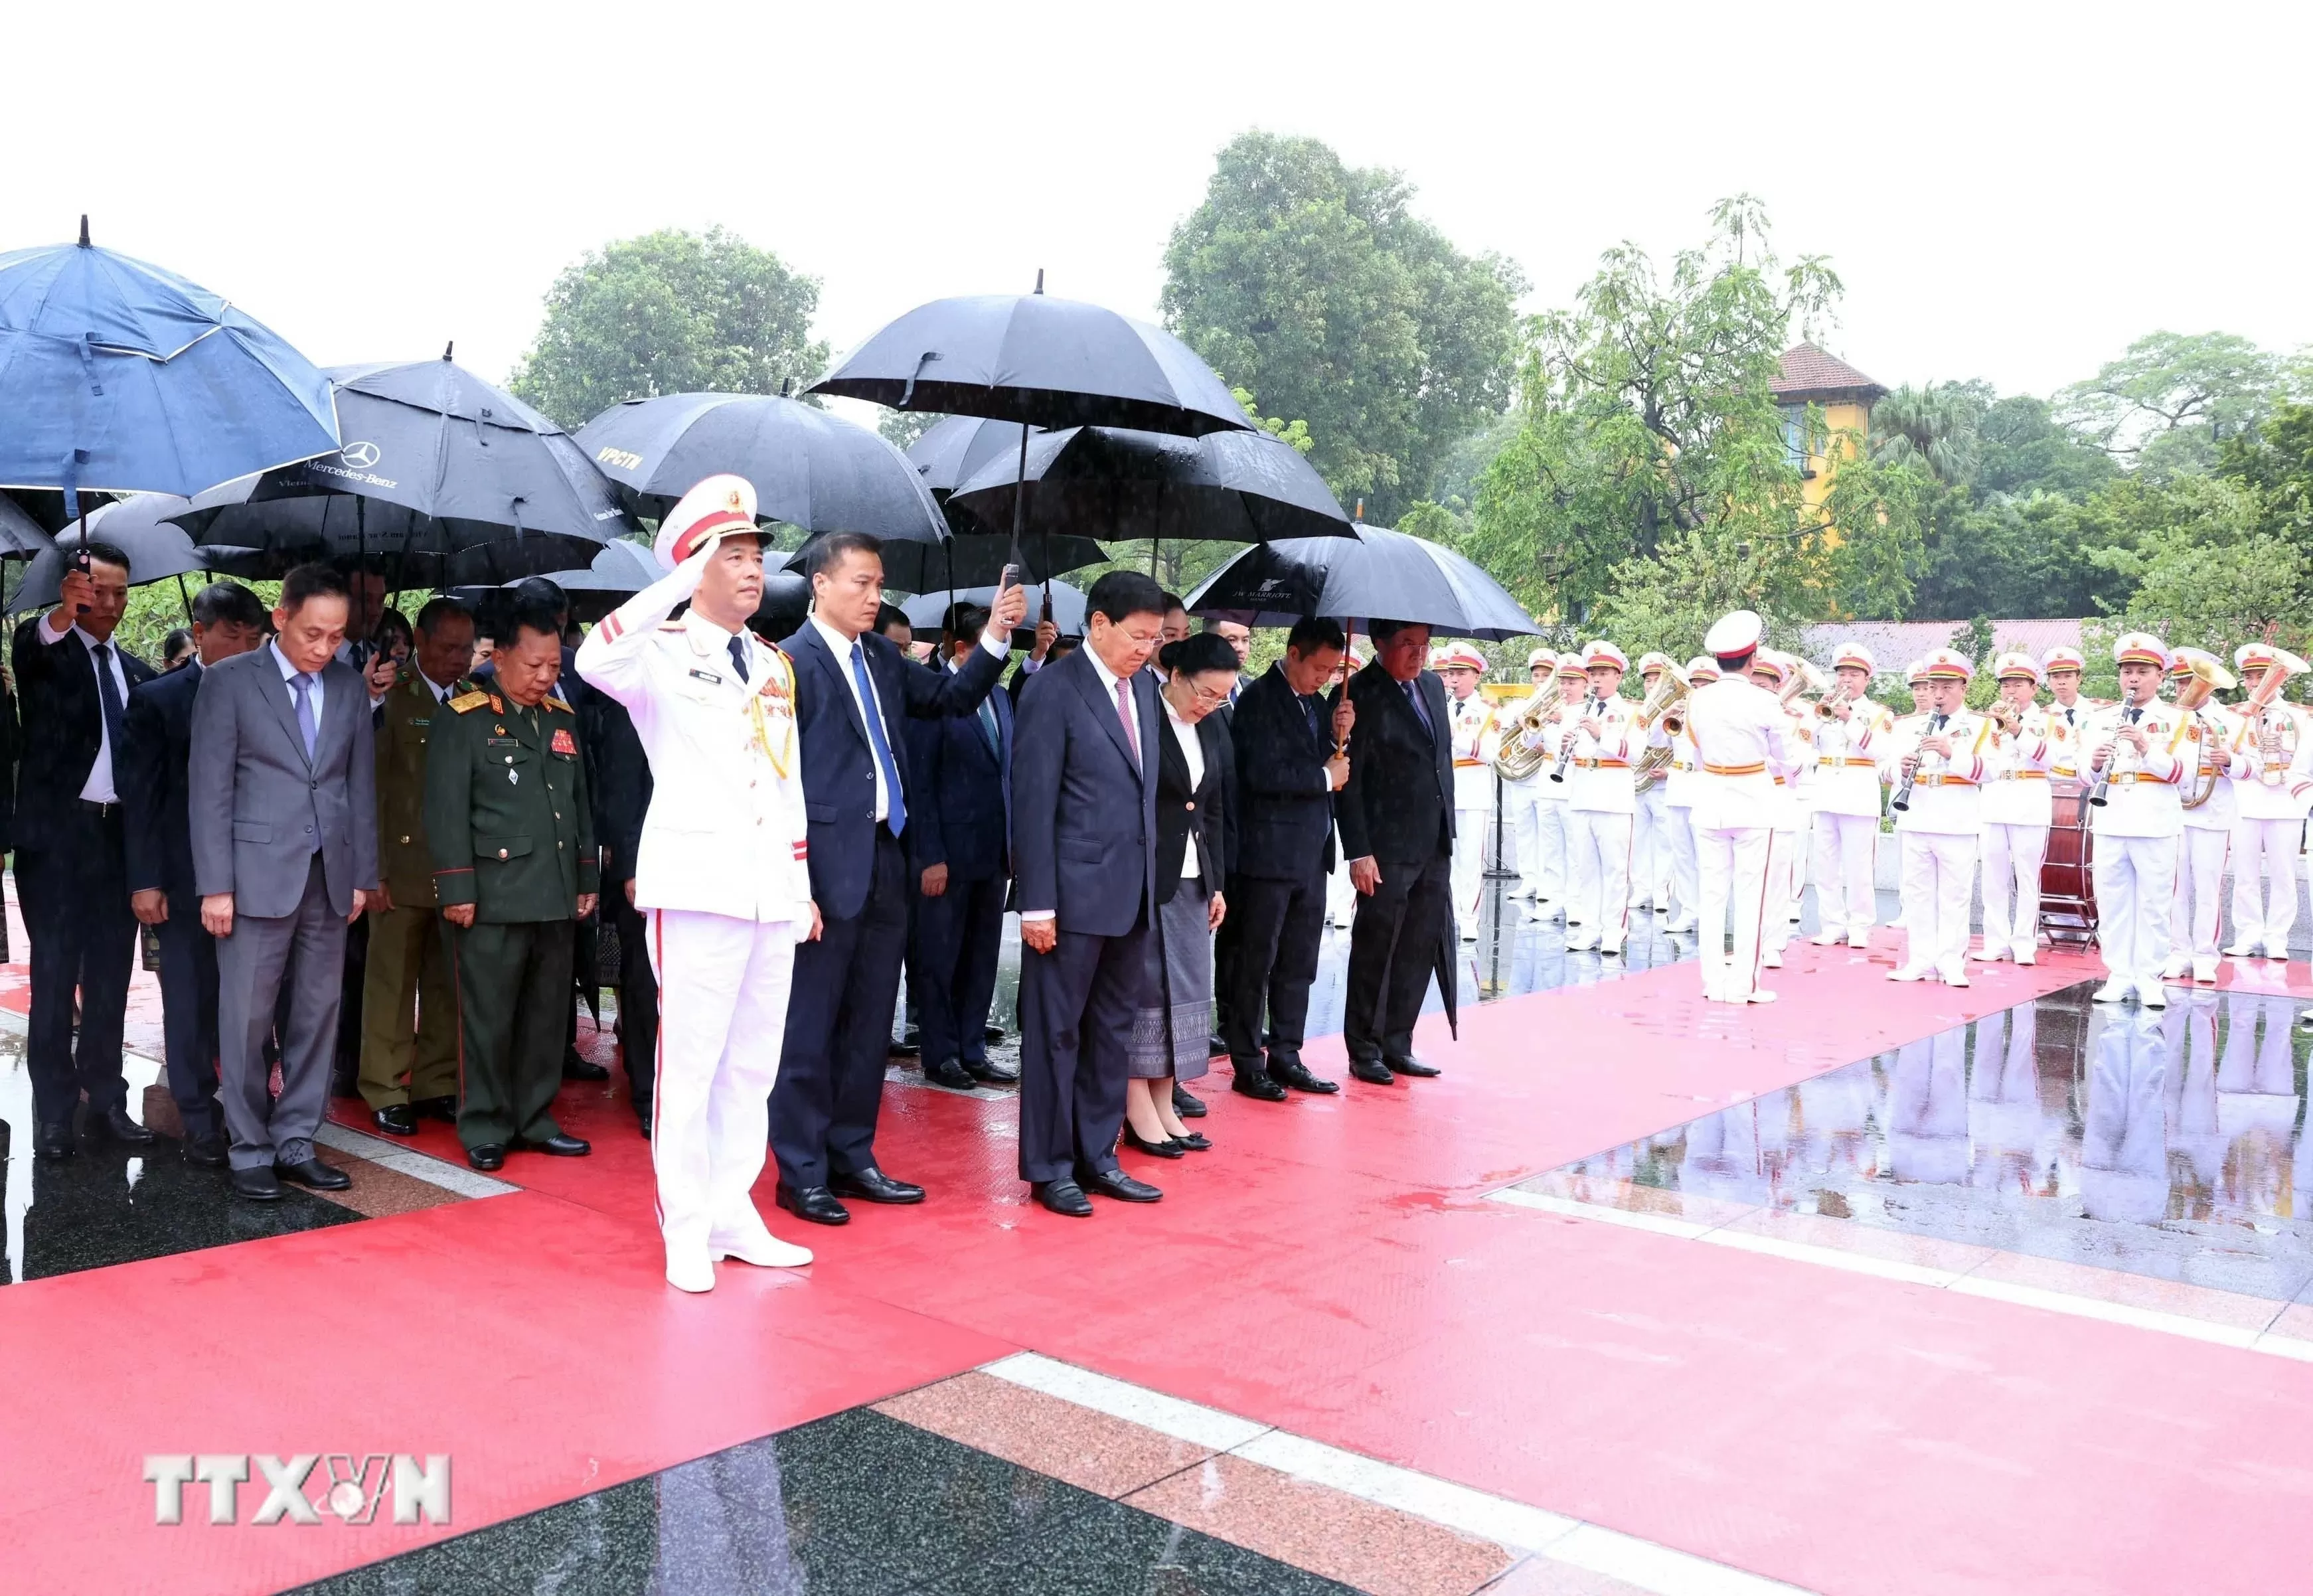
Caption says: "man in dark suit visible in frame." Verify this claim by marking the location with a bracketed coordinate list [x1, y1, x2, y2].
[767, 533, 1025, 1226]
[1010, 570, 1170, 1218]
[1224, 615, 1355, 1101]
[120, 582, 270, 1167]
[13, 542, 159, 1159]
[903, 603, 1018, 1093]
[586, 685, 657, 1136]
[1336, 618, 1453, 1086]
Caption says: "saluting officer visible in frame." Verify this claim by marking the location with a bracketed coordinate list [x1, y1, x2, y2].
[426, 588, 598, 1171]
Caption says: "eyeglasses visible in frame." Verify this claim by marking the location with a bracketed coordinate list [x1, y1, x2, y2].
[1183, 680, 1231, 708]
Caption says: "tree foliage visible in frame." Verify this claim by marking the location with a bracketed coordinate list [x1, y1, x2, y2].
[1160, 132, 1525, 522]
[2055, 331, 2290, 478]
[510, 228, 829, 431]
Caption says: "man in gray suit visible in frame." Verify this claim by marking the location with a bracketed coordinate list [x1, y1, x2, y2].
[190, 564, 379, 1200]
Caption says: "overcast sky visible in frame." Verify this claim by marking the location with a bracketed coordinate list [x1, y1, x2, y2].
[13, 1, 2307, 422]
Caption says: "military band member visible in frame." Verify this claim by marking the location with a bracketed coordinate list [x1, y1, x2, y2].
[1433, 643, 1499, 937]
[426, 588, 597, 1172]
[2227, 643, 2313, 961]
[1974, 653, 2056, 967]
[576, 474, 815, 1291]
[2041, 646, 2094, 759]
[1630, 651, 1675, 915]
[1502, 648, 1560, 907]
[1881, 649, 1988, 986]
[1808, 642, 1891, 950]
[1887, 659, 1934, 935]
[1747, 651, 1809, 970]
[2083, 633, 2188, 1007]
[1525, 653, 1591, 923]
[2162, 648, 2247, 984]
[1661, 656, 1718, 935]
[1561, 641, 1637, 955]
[1686, 613, 1802, 1002]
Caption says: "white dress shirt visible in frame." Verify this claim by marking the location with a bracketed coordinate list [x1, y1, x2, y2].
[1164, 697, 1204, 879]
[39, 613, 131, 803]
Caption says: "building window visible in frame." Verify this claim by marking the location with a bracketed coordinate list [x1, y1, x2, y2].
[1780, 404, 1814, 477]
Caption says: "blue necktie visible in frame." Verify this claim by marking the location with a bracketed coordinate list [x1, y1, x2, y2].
[851, 641, 906, 837]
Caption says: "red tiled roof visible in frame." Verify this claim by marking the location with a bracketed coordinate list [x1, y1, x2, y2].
[1801, 619, 2083, 672]
[1772, 343, 1887, 403]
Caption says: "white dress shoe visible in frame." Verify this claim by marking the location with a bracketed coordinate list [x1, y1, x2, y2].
[1848, 934, 1872, 949]
[2014, 946, 2037, 965]
[2224, 941, 2258, 958]
[2160, 957, 2190, 979]
[1745, 989, 1779, 1004]
[1888, 965, 1929, 983]
[1760, 950, 1783, 969]
[710, 1228, 814, 1269]
[2091, 983, 2130, 1003]
[1809, 931, 1846, 947]
[2140, 984, 2169, 1008]
[666, 1248, 717, 1294]
[1944, 971, 1971, 989]
[2193, 959, 2219, 983]
[1971, 948, 2005, 963]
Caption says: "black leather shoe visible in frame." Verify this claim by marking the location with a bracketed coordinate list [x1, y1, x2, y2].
[562, 1052, 611, 1082]
[1175, 1131, 1212, 1152]
[517, 1133, 592, 1157]
[1206, 1034, 1230, 1059]
[467, 1144, 507, 1172]
[276, 1156, 352, 1190]
[412, 1095, 460, 1123]
[1033, 1179, 1093, 1218]
[34, 1123, 76, 1161]
[1271, 1060, 1340, 1095]
[1389, 1057, 1442, 1078]
[890, 1028, 921, 1058]
[92, 1104, 155, 1145]
[231, 1166, 283, 1201]
[374, 1103, 418, 1137]
[921, 1056, 977, 1091]
[1077, 1166, 1162, 1203]
[1172, 1084, 1207, 1119]
[1121, 1127, 1185, 1158]
[1349, 1059, 1397, 1085]
[984, 1023, 1008, 1043]
[777, 1182, 852, 1225]
[964, 1057, 1019, 1085]
[1231, 1070, 1289, 1102]
[183, 1132, 230, 1168]
[831, 1167, 924, 1204]
[331, 1068, 362, 1099]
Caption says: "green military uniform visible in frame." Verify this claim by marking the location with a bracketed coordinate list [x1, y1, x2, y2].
[425, 683, 598, 1152]
[357, 667, 463, 1113]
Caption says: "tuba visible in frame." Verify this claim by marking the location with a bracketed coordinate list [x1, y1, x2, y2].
[1630, 661, 1692, 791]
[2241, 646, 2310, 787]
[1779, 657, 1829, 712]
[1493, 678, 1563, 781]
[2173, 653, 2237, 810]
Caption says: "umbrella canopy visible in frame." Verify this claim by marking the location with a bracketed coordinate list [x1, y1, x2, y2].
[0, 493, 56, 558]
[752, 570, 813, 641]
[949, 426, 1354, 546]
[169, 350, 635, 585]
[902, 580, 1084, 643]
[0, 219, 339, 507]
[813, 287, 1253, 439]
[6, 496, 212, 614]
[496, 540, 664, 623]
[1184, 523, 1539, 641]
[788, 528, 1104, 592]
[574, 392, 946, 543]
[906, 416, 1034, 496]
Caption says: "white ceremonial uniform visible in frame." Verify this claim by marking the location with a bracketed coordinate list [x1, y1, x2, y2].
[2168, 704, 2247, 978]
[1978, 708, 2057, 963]
[1761, 712, 1812, 964]
[1686, 677, 1803, 1000]
[2229, 705, 2313, 959]
[2082, 701, 2186, 998]
[576, 558, 813, 1275]
[1809, 700, 1893, 946]
[1632, 741, 1670, 912]
[1881, 711, 1990, 983]
[1501, 702, 1560, 903]
[1563, 697, 1638, 953]
[1661, 719, 1703, 932]
[1444, 690, 1501, 927]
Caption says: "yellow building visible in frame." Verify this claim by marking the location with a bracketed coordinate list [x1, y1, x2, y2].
[1772, 343, 1887, 516]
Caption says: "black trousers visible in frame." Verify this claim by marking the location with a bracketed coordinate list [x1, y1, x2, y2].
[154, 897, 222, 1140]
[17, 816, 137, 1129]
[447, 919, 572, 1149]
[335, 910, 368, 1078]
[913, 871, 1007, 1069]
[1221, 864, 1327, 1073]
[1017, 912, 1150, 1184]
[610, 885, 659, 1115]
[1343, 852, 1451, 1066]
[771, 829, 908, 1189]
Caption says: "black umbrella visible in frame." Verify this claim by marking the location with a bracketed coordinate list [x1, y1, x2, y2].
[791, 527, 1103, 592]
[907, 416, 1033, 496]
[6, 496, 212, 615]
[1184, 522, 1538, 641]
[948, 426, 1354, 548]
[169, 347, 637, 586]
[573, 392, 946, 543]
[0, 492, 55, 558]
[902, 580, 1084, 644]
[751, 570, 813, 642]
[880, 417, 1101, 594]
[451, 540, 663, 625]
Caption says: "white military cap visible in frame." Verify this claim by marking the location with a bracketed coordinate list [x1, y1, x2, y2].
[1526, 647, 1556, 670]
[1749, 650, 1790, 687]
[1703, 610, 1763, 659]
[2113, 632, 2172, 672]
[1830, 640, 1876, 674]
[2042, 645, 2086, 673]
[655, 473, 759, 570]
[1580, 639, 1629, 672]
[2235, 641, 2304, 677]
[1434, 642, 1486, 673]
[1920, 647, 1974, 682]
[1994, 651, 2043, 684]
[1634, 651, 1672, 676]
[1684, 655, 1720, 683]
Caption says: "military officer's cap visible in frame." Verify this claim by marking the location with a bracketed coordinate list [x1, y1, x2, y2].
[1830, 641, 1876, 675]
[1921, 648, 1974, 682]
[2112, 632, 2172, 672]
[2042, 646, 2086, 675]
[1433, 642, 1486, 674]
[1526, 647, 1556, 671]
[1702, 610, 1763, 666]
[2235, 642, 2305, 678]
[1684, 655, 1720, 684]
[656, 473, 760, 569]
[1994, 651, 2043, 684]
[1580, 640, 1628, 673]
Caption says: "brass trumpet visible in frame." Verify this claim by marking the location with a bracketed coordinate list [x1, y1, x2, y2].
[1814, 682, 1854, 720]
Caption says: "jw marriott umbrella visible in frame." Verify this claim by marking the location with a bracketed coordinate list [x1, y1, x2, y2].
[574, 392, 945, 543]
[0, 218, 339, 510]
[1186, 522, 1538, 641]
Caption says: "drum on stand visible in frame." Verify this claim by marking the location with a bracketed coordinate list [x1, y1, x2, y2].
[2039, 781, 2098, 946]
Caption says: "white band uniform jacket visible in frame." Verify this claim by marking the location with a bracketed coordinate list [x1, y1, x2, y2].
[1662, 716, 1702, 809]
[1445, 692, 1502, 811]
[574, 560, 812, 925]
[2229, 702, 2313, 820]
[1684, 677, 1804, 831]
[1561, 696, 1638, 815]
[1765, 710, 1813, 830]
[2079, 701, 2186, 839]
[2176, 703, 2248, 831]
[1980, 706, 2059, 828]
[1879, 712, 1990, 836]
[1813, 700, 1895, 818]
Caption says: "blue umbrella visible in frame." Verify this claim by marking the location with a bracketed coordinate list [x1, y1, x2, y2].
[0, 218, 339, 512]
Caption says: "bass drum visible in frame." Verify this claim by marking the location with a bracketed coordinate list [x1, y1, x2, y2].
[2039, 784, 2098, 945]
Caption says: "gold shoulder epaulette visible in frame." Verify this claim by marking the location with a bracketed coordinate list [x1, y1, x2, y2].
[657, 620, 687, 632]
[447, 689, 491, 713]
[544, 694, 572, 713]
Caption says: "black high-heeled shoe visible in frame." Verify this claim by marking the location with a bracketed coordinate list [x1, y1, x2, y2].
[1121, 1126, 1185, 1158]
[1172, 1131, 1212, 1152]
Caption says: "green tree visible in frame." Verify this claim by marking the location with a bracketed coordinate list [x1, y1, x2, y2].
[1974, 393, 2116, 500]
[510, 227, 829, 430]
[1160, 131, 1525, 522]
[1870, 382, 1981, 487]
[877, 408, 942, 451]
[2218, 401, 2313, 540]
[2055, 331, 2288, 477]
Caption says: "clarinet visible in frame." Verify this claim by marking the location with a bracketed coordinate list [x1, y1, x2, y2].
[2087, 706, 2142, 808]
[1890, 712, 1946, 812]
[1549, 692, 1601, 783]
